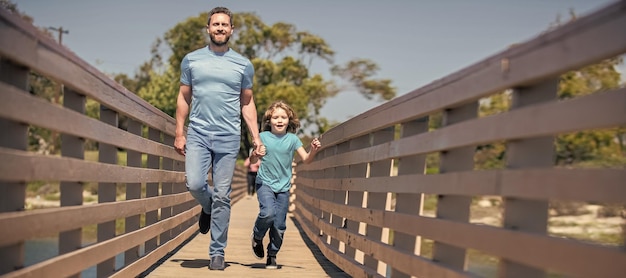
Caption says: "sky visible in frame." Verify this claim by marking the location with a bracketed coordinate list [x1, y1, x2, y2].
[12, 0, 621, 122]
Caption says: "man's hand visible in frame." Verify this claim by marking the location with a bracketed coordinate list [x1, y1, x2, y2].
[174, 135, 186, 156]
[253, 142, 266, 157]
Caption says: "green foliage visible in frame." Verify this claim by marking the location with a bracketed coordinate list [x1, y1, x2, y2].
[474, 92, 511, 169]
[422, 194, 438, 211]
[555, 57, 624, 166]
[331, 59, 395, 101]
[473, 54, 624, 169]
[1, 0, 32, 22]
[138, 67, 179, 117]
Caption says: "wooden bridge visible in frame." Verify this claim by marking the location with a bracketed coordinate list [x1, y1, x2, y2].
[1, 1, 625, 277]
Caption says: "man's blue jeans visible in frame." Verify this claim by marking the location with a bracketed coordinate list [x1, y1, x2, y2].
[185, 127, 239, 258]
[253, 183, 290, 257]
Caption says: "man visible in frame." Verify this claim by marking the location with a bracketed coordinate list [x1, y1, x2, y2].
[173, 6, 263, 271]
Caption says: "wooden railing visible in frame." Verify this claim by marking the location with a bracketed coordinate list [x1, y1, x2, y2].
[0, 8, 247, 277]
[292, 1, 626, 277]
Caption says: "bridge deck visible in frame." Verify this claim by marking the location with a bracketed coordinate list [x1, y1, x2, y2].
[143, 195, 348, 278]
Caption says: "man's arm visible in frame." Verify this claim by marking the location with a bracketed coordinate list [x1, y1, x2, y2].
[241, 88, 262, 152]
[174, 84, 192, 156]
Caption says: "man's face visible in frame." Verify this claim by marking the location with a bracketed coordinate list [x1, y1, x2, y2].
[207, 13, 233, 46]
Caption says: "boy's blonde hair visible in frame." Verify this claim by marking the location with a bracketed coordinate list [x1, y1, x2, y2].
[261, 101, 301, 133]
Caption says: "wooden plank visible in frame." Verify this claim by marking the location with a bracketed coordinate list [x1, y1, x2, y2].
[112, 224, 198, 278]
[391, 117, 428, 278]
[0, 147, 183, 183]
[500, 79, 557, 277]
[344, 135, 369, 263]
[298, 168, 626, 203]
[125, 119, 143, 265]
[0, 54, 29, 276]
[3, 207, 198, 278]
[0, 83, 180, 160]
[0, 10, 40, 70]
[145, 128, 161, 254]
[295, 208, 382, 278]
[0, 192, 194, 247]
[59, 88, 86, 261]
[160, 135, 175, 244]
[363, 127, 394, 274]
[0, 8, 177, 136]
[97, 105, 119, 276]
[297, 196, 473, 278]
[433, 103, 476, 271]
[304, 88, 626, 170]
[329, 142, 348, 252]
[322, 1, 626, 146]
[302, 191, 626, 278]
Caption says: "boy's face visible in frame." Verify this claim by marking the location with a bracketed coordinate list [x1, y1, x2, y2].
[269, 108, 289, 134]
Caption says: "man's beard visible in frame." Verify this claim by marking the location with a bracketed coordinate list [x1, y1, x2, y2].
[210, 33, 230, 46]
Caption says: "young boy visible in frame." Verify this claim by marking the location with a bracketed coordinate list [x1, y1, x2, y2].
[249, 101, 322, 269]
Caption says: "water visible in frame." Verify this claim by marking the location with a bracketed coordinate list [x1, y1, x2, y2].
[24, 238, 124, 278]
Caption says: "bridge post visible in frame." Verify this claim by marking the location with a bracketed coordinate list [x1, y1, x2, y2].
[124, 119, 142, 265]
[328, 142, 348, 254]
[432, 102, 478, 271]
[168, 133, 185, 236]
[390, 117, 429, 278]
[160, 135, 174, 243]
[499, 79, 557, 278]
[343, 134, 370, 264]
[0, 58, 28, 275]
[144, 128, 161, 253]
[364, 126, 395, 275]
[59, 87, 86, 278]
[173, 157, 189, 230]
[97, 105, 118, 277]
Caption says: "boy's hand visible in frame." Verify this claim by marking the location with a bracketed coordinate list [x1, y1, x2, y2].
[310, 138, 321, 151]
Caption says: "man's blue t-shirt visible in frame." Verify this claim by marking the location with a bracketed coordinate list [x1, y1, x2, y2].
[256, 131, 302, 193]
[180, 46, 254, 136]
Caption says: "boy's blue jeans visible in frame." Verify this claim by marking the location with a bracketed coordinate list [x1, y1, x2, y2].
[253, 183, 290, 257]
[185, 127, 239, 258]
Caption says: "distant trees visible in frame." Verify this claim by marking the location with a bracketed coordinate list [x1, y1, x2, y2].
[556, 57, 624, 166]
[475, 13, 624, 169]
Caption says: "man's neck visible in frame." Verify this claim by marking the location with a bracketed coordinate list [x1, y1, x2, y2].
[209, 43, 229, 53]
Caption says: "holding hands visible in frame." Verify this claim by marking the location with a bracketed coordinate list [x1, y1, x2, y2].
[254, 142, 266, 157]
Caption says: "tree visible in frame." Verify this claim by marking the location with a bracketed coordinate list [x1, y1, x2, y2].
[138, 11, 396, 157]
[556, 57, 624, 166]
[0, 0, 31, 22]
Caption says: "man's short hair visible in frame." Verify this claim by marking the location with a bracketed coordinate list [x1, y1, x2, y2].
[207, 7, 233, 26]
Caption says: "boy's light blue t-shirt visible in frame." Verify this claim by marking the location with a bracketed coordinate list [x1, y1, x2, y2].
[180, 47, 254, 136]
[256, 131, 302, 193]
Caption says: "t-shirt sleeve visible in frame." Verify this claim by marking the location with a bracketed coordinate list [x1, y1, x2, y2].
[292, 134, 303, 151]
[180, 55, 191, 85]
[242, 61, 254, 89]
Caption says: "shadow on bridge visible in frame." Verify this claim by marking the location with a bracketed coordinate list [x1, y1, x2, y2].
[141, 196, 348, 277]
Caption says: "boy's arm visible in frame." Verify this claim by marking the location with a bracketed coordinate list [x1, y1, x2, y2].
[297, 138, 322, 164]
